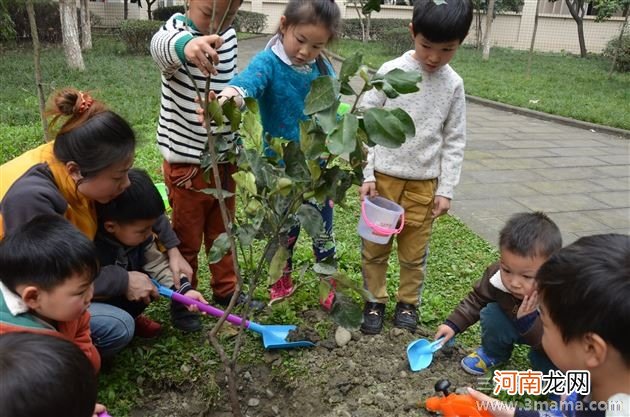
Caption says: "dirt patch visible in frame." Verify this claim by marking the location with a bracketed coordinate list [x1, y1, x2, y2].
[130, 309, 477, 417]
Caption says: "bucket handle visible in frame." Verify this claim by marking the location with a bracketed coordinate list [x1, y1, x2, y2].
[361, 199, 405, 236]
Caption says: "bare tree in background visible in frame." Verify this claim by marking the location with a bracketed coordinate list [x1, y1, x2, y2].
[59, 0, 85, 70]
[79, 0, 92, 50]
[526, 0, 541, 78]
[26, 0, 49, 141]
[482, 0, 496, 59]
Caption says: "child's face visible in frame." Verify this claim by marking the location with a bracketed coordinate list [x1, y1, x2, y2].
[73, 156, 133, 204]
[499, 248, 547, 299]
[188, 0, 241, 34]
[539, 303, 584, 372]
[409, 27, 460, 73]
[27, 273, 94, 323]
[279, 19, 332, 66]
[105, 218, 155, 247]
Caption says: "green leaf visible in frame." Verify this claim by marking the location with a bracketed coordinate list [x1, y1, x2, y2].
[375, 68, 421, 94]
[241, 111, 262, 150]
[307, 160, 322, 181]
[244, 97, 259, 113]
[300, 121, 327, 160]
[271, 177, 293, 197]
[283, 141, 310, 181]
[235, 224, 257, 246]
[362, 108, 408, 148]
[222, 98, 241, 132]
[339, 52, 362, 83]
[371, 79, 399, 99]
[326, 113, 359, 156]
[296, 204, 324, 239]
[333, 271, 375, 302]
[207, 99, 224, 127]
[361, 0, 382, 14]
[198, 187, 235, 199]
[339, 82, 356, 96]
[389, 107, 416, 137]
[319, 166, 353, 205]
[268, 246, 290, 285]
[304, 76, 339, 116]
[313, 262, 337, 276]
[207, 233, 231, 264]
[330, 293, 363, 329]
[313, 100, 339, 135]
[232, 171, 257, 195]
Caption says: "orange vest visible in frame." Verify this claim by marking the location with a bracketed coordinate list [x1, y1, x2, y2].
[0, 142, 97, 239]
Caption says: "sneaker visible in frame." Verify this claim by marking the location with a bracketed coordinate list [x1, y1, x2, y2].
[170, 301, 202, 332]
[393, 302, 418, 333]
[320, 278, 336, 312]
[134, 314, 162, 338]
[461, 346, 503, 375]
[360, 302, 386, 334]
[268, 274, 295, 305]
[213, 292, 266, 312]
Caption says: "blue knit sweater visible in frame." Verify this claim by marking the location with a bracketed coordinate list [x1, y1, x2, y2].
[230, 49, 335, 142]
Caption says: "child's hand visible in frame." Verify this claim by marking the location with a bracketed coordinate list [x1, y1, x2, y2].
[184, 290, 208, 313]
[92, 403, 107, 417]
[466, 388, 515, 417]
[517, 290, 538, 319]
[127, 272, 158, 304]
[184, 35, 224, 76]
[434, 324, 456, 344]
[167, 247, 193, 282]
[359, 181, 378, 201]
[432, 195, 451, 219]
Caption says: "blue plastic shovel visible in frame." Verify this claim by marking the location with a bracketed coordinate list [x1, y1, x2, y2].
[153, 281, 315, 350]
[406, 336, 444, 371]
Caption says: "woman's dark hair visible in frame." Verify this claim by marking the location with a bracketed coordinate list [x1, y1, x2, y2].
[0, 215, 99, 292]
[280, 0, 342, 41]
[0, 333, 97, 417]
[499, 212, 562, 259]
[96, 168, 165, 224]
[48, 88, 136, 180]
[411, 0, 473, 43]
[536, 234, 630, 366]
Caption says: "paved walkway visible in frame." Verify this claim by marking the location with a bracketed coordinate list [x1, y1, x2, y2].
[238, 36, 629, 246]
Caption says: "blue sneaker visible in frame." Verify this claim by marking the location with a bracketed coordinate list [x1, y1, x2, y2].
[461, 347, 503, 375]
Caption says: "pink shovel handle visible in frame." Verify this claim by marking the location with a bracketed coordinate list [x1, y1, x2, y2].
[361, 199, 405, 236]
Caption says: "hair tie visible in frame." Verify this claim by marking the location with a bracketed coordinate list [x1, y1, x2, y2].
[77, 92, 94, 115]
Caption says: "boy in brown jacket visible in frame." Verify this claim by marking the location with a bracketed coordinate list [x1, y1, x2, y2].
[434, 212, 561, 375]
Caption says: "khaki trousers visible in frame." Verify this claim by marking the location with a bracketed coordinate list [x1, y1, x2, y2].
[361, 172, 436, 305]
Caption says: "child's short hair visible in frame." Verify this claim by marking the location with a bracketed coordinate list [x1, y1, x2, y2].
[536, 234, 630, 366]
[0, 215, 98, 292]
[498, 211, 562, 259]
[281, 0, 342, 41]
[0, 332, 97, 417]
[96, 168, 165, 224]
[411, 0, 473, 43]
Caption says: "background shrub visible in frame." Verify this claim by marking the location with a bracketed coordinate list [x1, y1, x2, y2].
[233, 10, 267, 33]
[381, 27, 413, 56]
[340, 18, 410, 41]
[153, 7, 267, 34]
[118, 20, 163, 54]
[603, 33, 630, 72]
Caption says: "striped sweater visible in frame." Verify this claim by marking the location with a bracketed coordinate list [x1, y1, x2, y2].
[150, 13, 237, 164]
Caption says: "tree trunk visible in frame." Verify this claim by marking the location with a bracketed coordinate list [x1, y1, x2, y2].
[80, 0, 92, 50]
[146, 0, 155, 20]
[59, 0, 85, 70]
[564, 0, 587, 57]
[124, 0, 129, 20]
[526, 0, 541, 78]
[482, 0, 496, 60]
[609, 7, 629, 76]
[26, 0, 49, 142]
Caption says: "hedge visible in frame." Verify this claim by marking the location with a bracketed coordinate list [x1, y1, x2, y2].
[152, 7, 267, 33]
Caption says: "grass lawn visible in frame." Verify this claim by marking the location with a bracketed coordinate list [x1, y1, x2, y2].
[328, 40, 630, 130]
[0, 35, 542, 415]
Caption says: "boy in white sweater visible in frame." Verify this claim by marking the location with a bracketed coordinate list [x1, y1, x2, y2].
[359, 0, 473, 334]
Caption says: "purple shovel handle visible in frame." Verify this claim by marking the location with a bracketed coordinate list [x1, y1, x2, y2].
[97, 412, 112, 417]
[168, 290, 250, 328]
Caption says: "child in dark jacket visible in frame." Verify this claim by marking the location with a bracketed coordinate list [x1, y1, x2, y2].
[434, 212, 562, 375]
[95, 168, 207, 334]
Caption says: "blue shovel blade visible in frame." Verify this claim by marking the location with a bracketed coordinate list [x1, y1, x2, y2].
[406, 337, 444, 371]
[248, 323, 316, 350]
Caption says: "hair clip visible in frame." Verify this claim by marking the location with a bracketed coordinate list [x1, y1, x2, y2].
[77, 91, 94, 114]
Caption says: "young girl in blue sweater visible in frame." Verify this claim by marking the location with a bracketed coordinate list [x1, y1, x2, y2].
[219, 0, 341, 307]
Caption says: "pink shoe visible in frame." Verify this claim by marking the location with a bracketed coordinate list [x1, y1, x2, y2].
[320, 278, 336, 311]
[269, 274, 295, 305]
